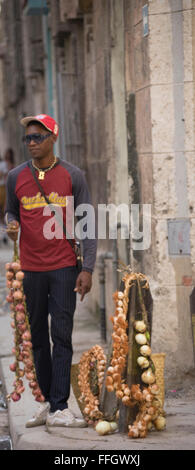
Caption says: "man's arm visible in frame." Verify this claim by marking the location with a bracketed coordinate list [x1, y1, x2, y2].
[72, 167, 97, 300]
[72, 168, 97, 272]
[4, 171, 20, 241]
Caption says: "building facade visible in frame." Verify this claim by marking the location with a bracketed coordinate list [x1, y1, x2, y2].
[0, 0, 195, 387]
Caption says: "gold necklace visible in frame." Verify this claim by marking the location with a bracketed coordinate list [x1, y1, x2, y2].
[32, 156, 57, 180]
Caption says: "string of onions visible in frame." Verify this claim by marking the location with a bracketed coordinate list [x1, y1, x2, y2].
[106, 272, 166, 438]
[6, 242, 44, 403]
[78, 345, 106, 424]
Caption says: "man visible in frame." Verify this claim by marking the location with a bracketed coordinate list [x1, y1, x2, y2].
[5, 114, 97, 428]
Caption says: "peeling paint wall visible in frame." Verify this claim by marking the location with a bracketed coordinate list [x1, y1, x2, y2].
[148, 0, 194, 384]
[124, 0, 195, 386]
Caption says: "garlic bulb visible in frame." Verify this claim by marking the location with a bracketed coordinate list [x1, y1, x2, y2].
[95, 420, 111, 435]
[135, 333, 147, 345]
[154, 416, 166, 431]
[134, 321, 146, 333]
[137, 356, 149, 369]
[140, 345, 151, 356]
[141, 368, 156, 384]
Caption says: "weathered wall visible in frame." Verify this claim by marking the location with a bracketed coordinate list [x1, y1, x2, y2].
[148, 0, 194, 385]
[0, 0, 194, 386]
[124, 0, 195, 386]
[81, 0, 129, 333]
[0, 0, 46, 164]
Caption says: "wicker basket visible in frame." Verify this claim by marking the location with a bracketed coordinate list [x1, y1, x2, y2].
[151, 353, 166, 406]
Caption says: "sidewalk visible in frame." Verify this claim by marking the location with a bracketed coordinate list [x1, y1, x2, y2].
[0, 244, 195, 450]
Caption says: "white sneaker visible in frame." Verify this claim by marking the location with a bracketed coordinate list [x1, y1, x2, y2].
[46, 408, 87, 428]
[25, 401, 50, 428]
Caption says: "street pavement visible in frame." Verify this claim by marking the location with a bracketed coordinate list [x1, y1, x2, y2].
[0, 242, 195, 450]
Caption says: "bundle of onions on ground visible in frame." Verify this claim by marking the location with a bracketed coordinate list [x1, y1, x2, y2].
[5, 242, 44, 403]
[106, 273, 166, 438]
[78, 345, 106, 424]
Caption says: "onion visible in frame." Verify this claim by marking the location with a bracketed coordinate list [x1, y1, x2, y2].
[15, 271, 24, 281]
[6, 294, 13, 303]
[15, 304, 25, 312]
[13, 290, 23, 300]
[106, 376, 113, 386]
[122, 395, 130, 405]
[16, 312, 25, 323]
[12, 280, 22, 289]
[134, 321, 146, 333]
[18, 324, 27, 332]
[135, 333, 147, 345]
[140, 345, 151, 357]
[18, 353, 23, 361]
[35, 395, 45, 402]
[137, 356, 149, 369]
[109, 421, 118, 432]
[113, 373, 120, 382]
[23, 351, 30, 359]
[95, 420, 111, 435]
[16, 385, 25, 394]
[9, 363, 17, 372]
[149, 384, 160, 395]
[29, 381, 38, 389]
[117, 313, 126, 323]
[5, 262, 11, 270]
[148, 406, 155, 416]
[26, 372, 35, 381]
[141, 368, 156, 385]
[107, 366, 114, 375]
[154, 416, 166, 431]
[13, 379, 23, 387]
[6, 280, 12, 288]
[6, 271, 14, 280]
[22, 340, 33, 350]
[24, 359, 33, 369]
[117, 291, 124, 299]
[22, 331, 31, 341]
[116, 307, 123, 313]
[11, 392, 21, 402]
[128, 426, 139, 438]
[143, 414, 151, 424]
[11, 262, 21, 272]
[116, 390, 123, 399]
[107, 385, 114, 392]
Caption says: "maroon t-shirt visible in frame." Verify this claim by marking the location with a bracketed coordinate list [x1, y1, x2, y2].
[5, 158, 96, 272]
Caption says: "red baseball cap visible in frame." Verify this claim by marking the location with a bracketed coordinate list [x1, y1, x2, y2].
[20, 114, 59, 136]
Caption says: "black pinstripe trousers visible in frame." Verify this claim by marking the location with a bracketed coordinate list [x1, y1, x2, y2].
[23, 266, 77, 412]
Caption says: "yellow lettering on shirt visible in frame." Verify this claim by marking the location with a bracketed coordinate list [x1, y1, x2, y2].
[21, 192, 67, 210]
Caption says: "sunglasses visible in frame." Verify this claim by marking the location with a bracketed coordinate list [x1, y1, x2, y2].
[22, 133, 51, 145]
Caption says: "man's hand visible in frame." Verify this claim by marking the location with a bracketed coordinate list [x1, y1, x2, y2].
[74, 271, 92, 301]
[6, 221, 20, 241]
